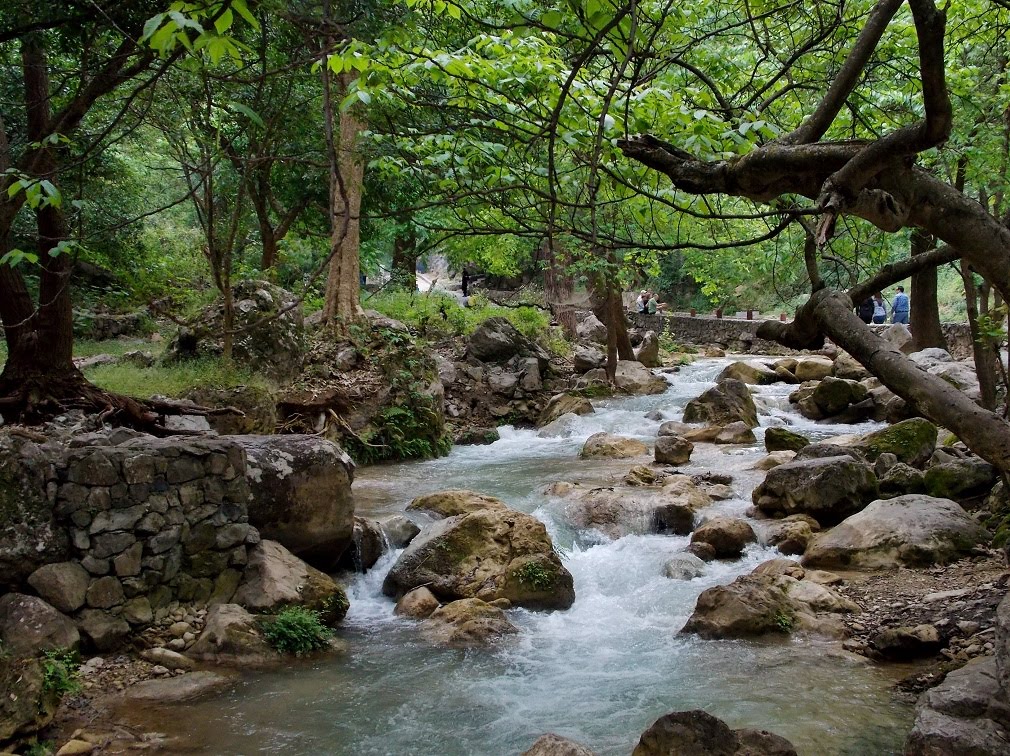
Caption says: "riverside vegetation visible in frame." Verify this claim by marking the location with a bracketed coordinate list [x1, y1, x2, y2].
[4, 0, 1010, 755]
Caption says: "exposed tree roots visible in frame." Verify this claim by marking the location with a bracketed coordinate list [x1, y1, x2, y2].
[0, 371, 242, 436]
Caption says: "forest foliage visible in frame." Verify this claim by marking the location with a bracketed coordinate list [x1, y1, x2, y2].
[4, 0, 1007, 326]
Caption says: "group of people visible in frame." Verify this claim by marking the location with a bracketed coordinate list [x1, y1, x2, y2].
[635, 290, 666, 315]
[857, 286, 909, 325]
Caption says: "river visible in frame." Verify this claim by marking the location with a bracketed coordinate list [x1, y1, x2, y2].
[152, 357, 915, 755]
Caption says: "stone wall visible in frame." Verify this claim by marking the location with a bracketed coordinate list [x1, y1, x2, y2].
[6, 434, 259, 650]
[630, 312, 975, 359]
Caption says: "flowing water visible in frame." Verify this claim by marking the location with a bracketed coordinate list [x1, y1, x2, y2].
[151, 357, 915, 755]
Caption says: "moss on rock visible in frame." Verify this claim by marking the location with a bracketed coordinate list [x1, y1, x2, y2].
[854, 418, 937, 468]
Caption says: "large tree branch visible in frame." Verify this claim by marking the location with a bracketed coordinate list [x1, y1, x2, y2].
[764, 289, 1010, 474]
[847, 243, 958, 303]
[781, 0, 905, 145]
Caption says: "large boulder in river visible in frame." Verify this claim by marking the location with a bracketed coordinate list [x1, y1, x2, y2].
[717, 360, 778, 385]
[538, 393, 594, 427]
[764, 427, 809, 453]
[382, 504, 575, 610]
[232, 435, 355, 570]
[752, 455, 879, 524]
[166, 280, 306, 380]
[556, 477, 710, 539]
[635, 331, 661, 368]
[683, 379, 758, 428]
[407, 490, 509, 518]
[852, 417, 937, 467]
[802, 495, 990, 569]
[0, 436, 68, 589]
[233, 540, 349, 625]
[421, 598, 519, 646]
[681, 563, 858, 640]
[691, 517, 756, 558]
[633, 709, 798, 756]
[655, 435, 693, 465]
[467, 316, 550, 366]
[793, 357, 833, 382]
[811, 376, 868, 417]
[580, 432, 648, 459]
[523, 733, 596, 756]
[614, 360, 668, 395]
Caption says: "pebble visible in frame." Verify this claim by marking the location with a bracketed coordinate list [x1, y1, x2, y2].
[957, 620, 981, 635]
[183, 631, 196, 643]
[168, 638, 187, 651]
[152, 665, 170, 676]
[169, 622, 191, 638]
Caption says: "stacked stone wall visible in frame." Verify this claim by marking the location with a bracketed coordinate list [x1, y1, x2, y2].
[15, 435, 259, 648]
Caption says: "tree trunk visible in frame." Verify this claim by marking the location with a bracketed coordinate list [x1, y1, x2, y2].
[0, 34, 81, 399]
[590, 257, 633, 371]
[542, 238, 577, 338]
[322, 70, 364, 324]
[909, 229, 947, 351]
[961, 262, 999, 410]
[390, 223, 416, 290]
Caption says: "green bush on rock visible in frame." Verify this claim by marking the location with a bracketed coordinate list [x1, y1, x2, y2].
[41, 648, 81, 697]
[261, 607, 333, 656]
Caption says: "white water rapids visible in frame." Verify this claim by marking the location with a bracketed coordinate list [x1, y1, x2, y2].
[155, 357, 915, 755]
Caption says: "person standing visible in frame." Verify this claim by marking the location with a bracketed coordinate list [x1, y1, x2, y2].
[857, 298, 874, 324]
[891, 286, 909, 324]
[872, 292, 886, 324]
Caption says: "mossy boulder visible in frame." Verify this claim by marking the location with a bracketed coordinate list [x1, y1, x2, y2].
[537, 393, 595, 427]
[853, 418, 938, 468]
[683, 379, 758, 428]
[924, 459, 997, 501]
[752, 456, 879, 525]
[165, 280, 306, 381]
[407, 490, 509, 518]
[802, 495, 991, 569]
[0, 656, 61, 743]
[764, 427, 810, 453]
[382, 504, 574, 610]
[681, 568, 857, 640]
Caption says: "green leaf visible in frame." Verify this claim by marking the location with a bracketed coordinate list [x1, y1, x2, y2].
[231, 0, 260, 30]
[214, 7, 234, 35]
[231, 102, 265, 128]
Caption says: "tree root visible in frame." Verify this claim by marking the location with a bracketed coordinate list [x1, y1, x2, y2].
[0, 372, 244, 436]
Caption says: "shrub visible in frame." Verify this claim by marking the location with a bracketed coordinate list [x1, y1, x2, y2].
[41, 648, 81, 697]
[261, 606, 333, 656]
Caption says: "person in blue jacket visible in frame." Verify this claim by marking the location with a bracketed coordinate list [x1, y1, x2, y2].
[891, 286, 909, 324]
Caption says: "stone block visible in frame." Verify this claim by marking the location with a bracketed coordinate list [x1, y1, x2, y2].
[90, 531, 136, 559]
[89, 504, 146, 534]
[122, 454, 156, 484]
[67, 455, 119, 486]
[27, 562, 90, 613]
[85, 575, 125, 609]
[113, 542, 143, 577]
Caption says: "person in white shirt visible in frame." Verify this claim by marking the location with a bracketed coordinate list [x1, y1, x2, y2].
[635, 290, 648, 313]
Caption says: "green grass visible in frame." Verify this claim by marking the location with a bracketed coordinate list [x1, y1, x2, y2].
[365, 290, 552, 343]
[84, 356, 271, 399]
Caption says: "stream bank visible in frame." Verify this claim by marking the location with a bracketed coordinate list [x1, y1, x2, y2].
[102, 356, 929, 755]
